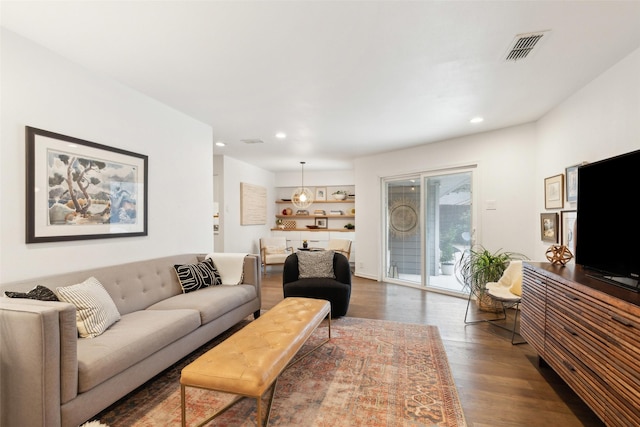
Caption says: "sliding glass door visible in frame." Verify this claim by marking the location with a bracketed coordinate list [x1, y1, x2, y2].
[384, 168, 474, 295]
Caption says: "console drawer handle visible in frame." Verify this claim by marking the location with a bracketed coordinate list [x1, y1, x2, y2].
[562, 360, 576, 372]
[611, 315, 633, 328]
[564, 293, 579, 301]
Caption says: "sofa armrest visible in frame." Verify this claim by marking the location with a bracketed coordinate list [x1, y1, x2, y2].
[242, 254, 262, 302]
[0, 299, 78, 427]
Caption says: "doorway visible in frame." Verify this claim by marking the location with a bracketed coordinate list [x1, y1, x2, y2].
[383, 168, 474, 295]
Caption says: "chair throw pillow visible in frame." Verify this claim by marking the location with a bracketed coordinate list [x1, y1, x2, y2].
[55, 277, 121, 338]
[298, 250, 336, 279]
[500, 260, 523, 296]
[174, 257, 222, 293]
[4, 285, 59, 301]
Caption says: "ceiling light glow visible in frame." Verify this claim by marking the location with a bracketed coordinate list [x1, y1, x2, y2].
[275, 132, 286, 139]
[470, 117, 484, 124]
[215, 141, 226, 147]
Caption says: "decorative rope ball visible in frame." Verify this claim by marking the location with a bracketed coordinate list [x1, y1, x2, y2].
[546, 245, 574, 266]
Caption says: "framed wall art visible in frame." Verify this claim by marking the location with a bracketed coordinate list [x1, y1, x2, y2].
[240, 182, 267, 225]
[540, 212, 559, 243]
[544, 174, 564, 209]
[314, 217, 328, 229]
[26, 126, 148, 243]
[561, 210, 577, 255]
[315, 187, 327, 201]
[565, 165, 579, 203]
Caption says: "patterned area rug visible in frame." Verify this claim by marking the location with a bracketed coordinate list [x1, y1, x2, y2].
[94, 317, 466, 426]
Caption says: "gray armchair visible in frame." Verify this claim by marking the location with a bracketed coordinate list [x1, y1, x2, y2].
[282, 251, 352, 317]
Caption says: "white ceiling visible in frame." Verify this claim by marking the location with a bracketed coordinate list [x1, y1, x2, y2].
[2, 1, 640, 172]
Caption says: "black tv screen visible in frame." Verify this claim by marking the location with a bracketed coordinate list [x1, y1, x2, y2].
[576, 149, 640, 291]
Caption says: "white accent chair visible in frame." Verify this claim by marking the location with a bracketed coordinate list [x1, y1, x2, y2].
[259, 237, 293, 275]
[327, 239, 352, 261]
[465, 260, 525, 345]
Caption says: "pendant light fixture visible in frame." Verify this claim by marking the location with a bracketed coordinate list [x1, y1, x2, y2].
[292, 161, 314, 209]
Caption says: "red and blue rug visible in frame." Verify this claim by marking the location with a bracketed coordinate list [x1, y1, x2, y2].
[94, 317, 466, 426]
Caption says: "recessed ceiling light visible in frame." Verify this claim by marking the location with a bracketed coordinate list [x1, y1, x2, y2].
[275, 132, 286, 139]
[215, 141, 226, 147]
[470, 117, 484, 124]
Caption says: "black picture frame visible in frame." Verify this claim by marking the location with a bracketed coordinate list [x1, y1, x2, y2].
[314, 217, 328, 229]
[540, 212, 559, 243]
[26, 126, 148, 243]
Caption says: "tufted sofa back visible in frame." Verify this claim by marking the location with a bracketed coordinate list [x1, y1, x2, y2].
[0, 254, 200, 315]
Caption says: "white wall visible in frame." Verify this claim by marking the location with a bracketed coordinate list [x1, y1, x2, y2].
[216, 155, 276, 255]
[354, 47, 639, 281]
[354, 124, 538, 279]
[535, 47, 640, 255]
[0, 29, 214, 283]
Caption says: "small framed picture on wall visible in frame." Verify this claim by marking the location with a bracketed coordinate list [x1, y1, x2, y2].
[544, 174, 564, 209]
[561, 210, 577, 254]
[315, 187, 327, 201]
[540, 212, 559, 243]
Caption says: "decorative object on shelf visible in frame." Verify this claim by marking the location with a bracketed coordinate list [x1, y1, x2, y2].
[344, 223, 355, 230]
[292, 161, 314, 209]
[389, 198, 419, 237]
[302, 240, 308, 249]
[282, 207, 293, 215]
[330, 210, 343, 215]
[544, 174, 564, 209]
[545, 245, 574, 266]
[315, 217, 328, 229]
[315, 187, 327, 201]
[296, 209, 309, 215]
[540, 212, 559, 243]
[282, 220, 297, 229]
[332, 190, 347, 200]
[314, 209, 326, 215]
[350, 208, 355, 215]
[306, 225, 319, 229]
[276, 218, 285, 229]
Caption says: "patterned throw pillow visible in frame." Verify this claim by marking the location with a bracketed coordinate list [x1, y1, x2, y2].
[297, 250, 336, 279]
[4, 285, 59, 301]
[55, 277, 121, 338]
[174, 258, 222, 293]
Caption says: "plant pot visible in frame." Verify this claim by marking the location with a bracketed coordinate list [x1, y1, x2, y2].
[476, 292, 503, 312]
[333, 194, 346, 200]
[441, 263, 454, 275]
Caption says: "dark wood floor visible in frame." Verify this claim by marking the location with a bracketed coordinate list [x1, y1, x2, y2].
[262, 268, 604, 427]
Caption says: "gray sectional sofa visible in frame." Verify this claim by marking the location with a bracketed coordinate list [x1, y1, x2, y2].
[0, 253, 261, 427]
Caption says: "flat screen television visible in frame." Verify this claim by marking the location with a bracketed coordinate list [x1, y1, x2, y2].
[575, 149, 640, 291]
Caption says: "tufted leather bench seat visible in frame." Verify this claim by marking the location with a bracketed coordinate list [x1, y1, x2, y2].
[180, 297, 331, 426]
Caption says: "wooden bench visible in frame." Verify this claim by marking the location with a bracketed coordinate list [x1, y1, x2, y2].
[180, 297, 331, 426]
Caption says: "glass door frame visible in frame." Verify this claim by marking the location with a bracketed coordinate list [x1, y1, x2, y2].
[382, 165, 477, 296]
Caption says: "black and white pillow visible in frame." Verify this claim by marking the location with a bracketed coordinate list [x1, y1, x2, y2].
[4, 285, 59, 301]
[174, 258, 222, 293]
[297, 250, 336, 279]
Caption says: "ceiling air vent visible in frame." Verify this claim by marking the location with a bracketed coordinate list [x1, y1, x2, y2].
[241, 139, 264, 144]
[504, 30, 550, 62]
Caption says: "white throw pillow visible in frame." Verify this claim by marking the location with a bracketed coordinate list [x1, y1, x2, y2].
[56, 277, 121, 338]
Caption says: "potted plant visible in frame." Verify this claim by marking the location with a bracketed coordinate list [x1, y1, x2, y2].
[439, 230, 458, 275]
[457, 245, 526, 311]
[344, 223, 355, 230]
[332, 190, 347, 200]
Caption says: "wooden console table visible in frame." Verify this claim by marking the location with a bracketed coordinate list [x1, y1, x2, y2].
[521, 262, 640, 426]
